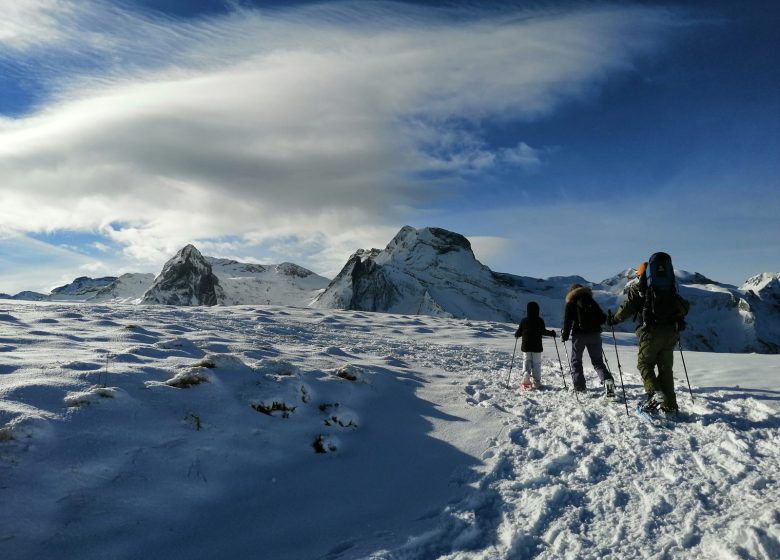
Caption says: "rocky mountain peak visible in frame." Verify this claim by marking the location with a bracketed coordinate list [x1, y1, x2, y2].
[51, 276, 118, 296]
[142, 244, 222, 306]
[742, 273, 780, 294]
[275, 263, 314, 278]
[385, 226, 473, 257]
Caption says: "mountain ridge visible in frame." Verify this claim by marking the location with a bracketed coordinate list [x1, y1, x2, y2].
[2, 227, 778, 353]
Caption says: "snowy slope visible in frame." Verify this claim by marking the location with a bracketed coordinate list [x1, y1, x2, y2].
[207, 258, 329, 306]
[1, 302, 778, 560]
[90, 273, 157, 304]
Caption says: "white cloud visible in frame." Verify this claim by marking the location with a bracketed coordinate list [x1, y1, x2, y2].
[0, 1, 681, 287]
[0, 0, 76, 50]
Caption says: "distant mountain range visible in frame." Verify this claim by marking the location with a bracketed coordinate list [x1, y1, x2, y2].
[2, 226, 778, 353]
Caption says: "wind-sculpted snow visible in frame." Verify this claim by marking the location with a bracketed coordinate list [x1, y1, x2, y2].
[1, 303, 779, 559]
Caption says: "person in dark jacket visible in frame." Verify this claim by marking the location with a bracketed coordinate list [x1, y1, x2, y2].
[514, 301, 556, 388]
[562, 284, 614, 395]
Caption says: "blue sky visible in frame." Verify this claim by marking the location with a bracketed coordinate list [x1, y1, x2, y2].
[1, 0, 778, 293]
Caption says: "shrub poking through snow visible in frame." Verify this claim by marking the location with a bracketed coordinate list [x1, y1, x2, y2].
[192, 359, 216, 369]
[0, 425, 13, 442]
[331, 364, 362, 381]
[324, 415, 357, 428]
[185, 413, 202, 431]
[251, 401, 296, 418]
[320, 403, 358, 428]
[91, 386, 116, 398]
[166, 369, 210, 388]
[64, 386, 117, 407]
[312, 434, 338, 454]
[319, 403, 339, 412]
[261, 359, 299, 379]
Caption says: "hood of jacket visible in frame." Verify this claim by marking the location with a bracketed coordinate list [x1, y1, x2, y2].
[565, 285, 593, 304]
[526, 301, 540, 318]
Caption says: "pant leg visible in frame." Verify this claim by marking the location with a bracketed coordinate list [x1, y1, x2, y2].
[656, 329, 679, 409]
[521, 352, 533, 384]
[570, 335, 587, 390]
[636, 328, 664, 395]
[584, 333, 612, 382]
[531, 352, 542, 383]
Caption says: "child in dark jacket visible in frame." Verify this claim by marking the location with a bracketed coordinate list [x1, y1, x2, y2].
[514, 301, 557, 388]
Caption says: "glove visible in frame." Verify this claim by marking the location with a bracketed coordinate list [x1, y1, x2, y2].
[514, 329, 521, 338]
[561, 333, 569, 343]
[677, 318, 687, 331]
[551, 331, 557, 338]
[606, 309, 617, 326]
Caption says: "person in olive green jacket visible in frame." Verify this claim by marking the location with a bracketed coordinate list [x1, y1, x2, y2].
[608, 262, 690, 413]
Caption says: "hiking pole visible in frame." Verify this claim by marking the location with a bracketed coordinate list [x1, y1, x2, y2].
[608, 317, 630, 415]
[562, 340, 579, 403]
[678, 339, 694, 402]
[552, 335, 568, 390]
[504, 337, 519, 388]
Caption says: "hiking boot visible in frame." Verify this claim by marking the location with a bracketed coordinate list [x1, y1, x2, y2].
[641, 393, 660, 413]
[651, 390, 668, 408]
[520, 373, 532, 386]
[532, 378, 543, 390]
[604, 379, 616, 398]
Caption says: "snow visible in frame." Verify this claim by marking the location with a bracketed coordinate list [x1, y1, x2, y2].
[1, 301, 779, 560]
[207, 258, 329, 306]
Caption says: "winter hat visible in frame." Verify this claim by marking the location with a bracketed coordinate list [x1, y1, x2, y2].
[636, 262, 647, 278]
[526, 301, 540, 317]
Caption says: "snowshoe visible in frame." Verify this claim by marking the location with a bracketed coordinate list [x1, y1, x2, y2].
[640, 394, 660, 413]
[604, 379, 616, 399]
[661, 406, 680, 420]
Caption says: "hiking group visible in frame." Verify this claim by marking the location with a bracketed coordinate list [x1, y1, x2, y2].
[513, 251, 690, 416]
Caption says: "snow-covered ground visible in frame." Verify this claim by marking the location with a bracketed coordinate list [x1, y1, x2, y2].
[1, 302, 778, 559]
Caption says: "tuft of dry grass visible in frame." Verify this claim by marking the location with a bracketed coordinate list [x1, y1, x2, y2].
[166, 370, 210, 389]
[251, 401, 296, 418]
[0, 426, 14, 442]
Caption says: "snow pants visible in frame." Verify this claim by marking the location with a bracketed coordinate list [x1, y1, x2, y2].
[570, 332, 612, 390]
[637, 326, 679, 409]
[521, 352, 542, 384]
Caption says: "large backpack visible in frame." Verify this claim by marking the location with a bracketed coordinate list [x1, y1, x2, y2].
[642, 252, 682, 327]
[576, 293, 606, 332]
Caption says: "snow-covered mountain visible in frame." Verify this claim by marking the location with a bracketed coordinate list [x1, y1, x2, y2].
[1, 227, 778, 353]
[0, 249, 328, 308]
[591, 269, 780, 353]
[90, 273, 157, 304]
[313, 226, 780, 354]
[206, 258, 329, 306]
[141, 245, 223, 306]
[0, 291, 48, 301]
[50, 276, 117, 300]
[312, 226, 559, 322]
